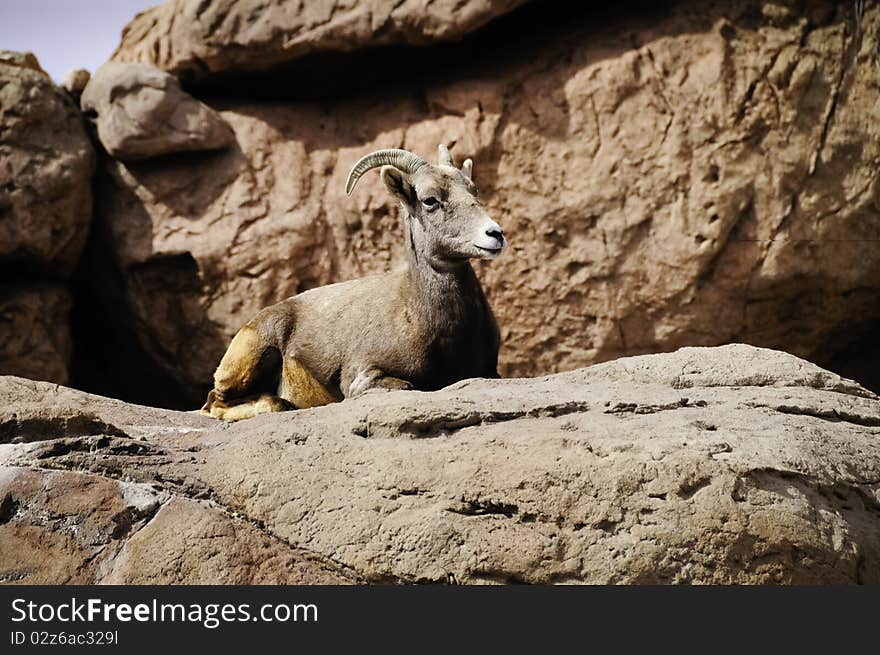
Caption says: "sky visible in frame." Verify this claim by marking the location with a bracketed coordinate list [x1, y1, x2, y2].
[0, 0, 157, 82]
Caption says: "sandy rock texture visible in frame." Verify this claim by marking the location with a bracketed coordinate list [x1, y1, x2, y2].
[111, 0, 528, 81]
[87, 1, 880, 406]
[81, 62, 234, 160]
[0, 50, 47, 75]
[0, 381, 352, 584]
[2, 344, 879, 584]
[0, 286, 72, 385]
[0, 51, 94, 386]
[0, 51, 94, 274]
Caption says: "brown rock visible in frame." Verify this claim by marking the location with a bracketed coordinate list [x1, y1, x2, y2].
[0, 286, 72, 385]
[0, 379, 352, 584]
[111, 0, 528, 81]
[0, 50, 47, 75]
[0, 52, 94, 274]
[81, 62, 234, 161]
[0, 467, 165, 584]
[61, 68, 90, 97]
[0, 52, 93, 386]
[90, 2, 880, 405]
[1, 344, 879, 584]
[101, 497, 355, 584]
[0, 467, 351, 584]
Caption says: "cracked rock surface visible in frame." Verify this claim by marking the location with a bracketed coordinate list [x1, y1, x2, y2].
[0, 51, 94, 386]
[110, 0, 528, 81]
[0, 52, 94, 274]
[2, 344, 879, 584]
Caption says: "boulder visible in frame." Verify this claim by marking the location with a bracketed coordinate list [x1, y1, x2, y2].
[110, 0, 529, 82]
[1, 345, 879, 584]
[0, 51, 94, 386]
[0, 468, 164, 584]
[0, 286, 72, 385]
[88, 1, 880, 405]
[0, 52, 94, 274]
[0, 50, 47, 75]
[0, 468, 351, 584]
[61, 68, 90, 97]
[81, 62, 234, 160]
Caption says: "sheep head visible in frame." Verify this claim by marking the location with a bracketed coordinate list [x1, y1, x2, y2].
[346, 145, 506, 266]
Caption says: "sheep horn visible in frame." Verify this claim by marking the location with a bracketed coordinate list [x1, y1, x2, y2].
[345, 149, 428, 195]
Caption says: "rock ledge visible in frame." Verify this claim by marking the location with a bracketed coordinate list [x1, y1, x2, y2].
[1, 344, 878, 584]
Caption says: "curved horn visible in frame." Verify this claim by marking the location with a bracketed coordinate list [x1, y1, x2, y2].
[345, 149, 427, 195]
[438, 143, 454, 166]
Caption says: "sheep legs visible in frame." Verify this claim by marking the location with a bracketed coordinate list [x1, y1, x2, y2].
[201, 322, 342, 421]
[279, 357, 341, 408]
[201, 324, 293, 421]
[201, 390, 294, 421]
[348, 367, 413, 398]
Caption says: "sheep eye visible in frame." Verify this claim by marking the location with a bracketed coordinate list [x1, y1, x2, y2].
[422, 197, 440, 210]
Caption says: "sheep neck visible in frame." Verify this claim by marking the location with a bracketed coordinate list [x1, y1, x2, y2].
[404, 222, 482, 334]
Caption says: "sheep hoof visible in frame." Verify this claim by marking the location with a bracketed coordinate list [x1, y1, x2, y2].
[349, 370, 414, 398]
[201, 392, 295, 422]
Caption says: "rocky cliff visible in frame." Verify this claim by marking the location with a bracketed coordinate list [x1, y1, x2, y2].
[1, 1, 878, 407]
[0, 51, 94, 385]
[2, 345, 879, 584]
[97, 1, 880, 406]
[0, 1, 879, 585]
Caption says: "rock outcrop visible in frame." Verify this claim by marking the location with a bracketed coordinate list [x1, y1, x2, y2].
[111, 0, 528, 82]
[0, 286, 72, 385]
[0, 52, 94, 274]
[61, 68, 90, 98]
[81, 62, 234, 160]
[80, 1, 880, 407]
[0, 51, 94, 385]
[0, 51, 47, 75]
[2, 344, 879, 584]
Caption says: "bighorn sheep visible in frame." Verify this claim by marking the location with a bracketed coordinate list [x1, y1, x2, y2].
[201, 144, 506, 421]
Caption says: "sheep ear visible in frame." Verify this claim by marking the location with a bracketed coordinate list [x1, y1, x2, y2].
[461, 158, 473, 180]
[381, 166, 417, 207]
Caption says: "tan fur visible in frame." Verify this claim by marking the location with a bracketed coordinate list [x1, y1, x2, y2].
[280, 358, 341, 408]
[200, 323, 339, 419]
[201, 145, 504, 422]
[203, 393, 293, 421]
[212, 326, 264, 395]
[201, 325, 291, 419]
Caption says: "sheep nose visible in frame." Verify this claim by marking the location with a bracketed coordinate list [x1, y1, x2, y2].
[486, 228, 504, 241]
